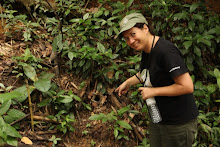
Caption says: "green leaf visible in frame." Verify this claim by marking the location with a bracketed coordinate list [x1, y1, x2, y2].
[38, 98, 52, 107]
[72, 94, 81, 101]
[4, 123, 22, 138]
[0, 91, 22, 103]
[114, 128, 119, 138]
[13, 85, 35, 103]
[214, 68, 220, 78]
[117, 120, 132, 130]
[69, 18, 83, 23]
[23, 65, 37, 82]
[39, 72, 55, 80]
[97, 42, 105, 53]
[6, 136, 18, 147]
[31, 22, 41, 27]
[57, 95, 73, 103]
[0, 100, 11, 116]
[89, 113, 106, 120]
[193, 46, 201, 57]
[126, 0, 134, 8]
[173, 11, 188, 20]
[34, 79, 51, 92]
[190, 3, 199, 13]
[183, 41, 192, 50]
[192, 14, 203, 21]
[7, 109, 26, 120]
[217, 78, 220, 90]
[68, 52, 74, 60]
[188, 21, 195, 31]
[83, 13, 90, 20]
[94, 9, 103, 18]
[117, 105, 130, 116]
[206, 84, 216, 93]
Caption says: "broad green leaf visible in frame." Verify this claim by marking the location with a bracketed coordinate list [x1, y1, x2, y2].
[72, 94, 81, 101]
[114, 128, 119, 138]
[0, 91, 22, 103]
[23, 65, 37, 82]
[97, 42, 105, 53]
[4, 123, 22, 138]
[186, 62, 194, 71]
[190, 3, 199, 13]
[173, 11, 188, 20]
[117, 105, 130, 116]
[30, 22, 41, 27]
[193, 46, 201, 57]
[217, 78, 220, 90]
[214, 68, 220, 78]
[69, 18, 83, 23]
[38, 98, 52, 107]
[7, 109, 26, 120]
[57, 95, 73, 103]
[188, 21, 195, 31]
[206, 84, 216, 93]
[3, 115, 15, 124]
[126, 0, 134, 8]
[203, 39, 211, 47]
[13, 85, 35, 103]
[194, 81, 204, 90]
[117, 120, 132, 130]
[192, 14, 203, 21]
[200, 123, 212, 133]
[183, 41, 192, 50]
[83, 13, 90, 20]
[34, 79, 51, 92]
[39, 72, 55, 80]
[0, 100, 11, 116]
[6, 136, 18, 147]
[89, 113, 106, 120]
[68, 52, 74, 60]
[94, 9, 103, 18]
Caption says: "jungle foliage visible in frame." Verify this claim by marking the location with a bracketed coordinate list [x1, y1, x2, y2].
[0, 0, 219, 146]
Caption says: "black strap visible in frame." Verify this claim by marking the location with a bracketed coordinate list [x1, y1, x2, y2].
[136, 35, 155, 85]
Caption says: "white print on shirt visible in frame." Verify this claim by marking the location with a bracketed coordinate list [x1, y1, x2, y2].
[169, 66, 180, 73]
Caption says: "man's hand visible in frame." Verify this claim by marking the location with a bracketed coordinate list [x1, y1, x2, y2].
[138, 87, 155, 100]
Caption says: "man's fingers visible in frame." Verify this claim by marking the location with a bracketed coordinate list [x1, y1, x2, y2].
[138, 87, 144, 91]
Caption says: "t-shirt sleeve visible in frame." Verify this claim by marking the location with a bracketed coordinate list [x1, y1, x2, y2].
[162, 45, 188, 78]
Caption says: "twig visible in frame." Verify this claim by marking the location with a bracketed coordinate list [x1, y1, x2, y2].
[32, 115, 60, 123]
[84, 0, 90, 9]
[10, 108, 40, 126]
[26, 79, 34, 132]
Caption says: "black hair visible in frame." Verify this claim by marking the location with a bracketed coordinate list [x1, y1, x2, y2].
[134, 23, 145, 28]
[134, 23, 152, 32]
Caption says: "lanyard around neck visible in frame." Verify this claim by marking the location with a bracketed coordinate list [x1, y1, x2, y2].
[136, 35, 155, 85]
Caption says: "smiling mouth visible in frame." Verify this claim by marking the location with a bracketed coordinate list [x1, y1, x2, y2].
[132, 42, 139, 48]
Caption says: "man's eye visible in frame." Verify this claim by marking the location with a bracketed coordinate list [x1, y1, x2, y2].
[131, 33, 136, 36]
[124, 37, 129, 41]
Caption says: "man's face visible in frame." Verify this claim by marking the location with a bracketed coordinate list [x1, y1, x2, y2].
[122, 25, 148, 52]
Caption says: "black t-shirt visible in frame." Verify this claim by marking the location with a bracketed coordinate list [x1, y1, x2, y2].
[141, 37, 199, 125]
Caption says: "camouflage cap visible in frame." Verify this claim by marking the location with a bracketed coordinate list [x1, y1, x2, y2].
[119, 13, 148, 35]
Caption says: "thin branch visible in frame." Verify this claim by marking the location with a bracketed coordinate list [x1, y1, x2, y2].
[26, 79, 34, 132]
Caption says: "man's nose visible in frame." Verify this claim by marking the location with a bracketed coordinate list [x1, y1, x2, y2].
[127, 37, 135, 45]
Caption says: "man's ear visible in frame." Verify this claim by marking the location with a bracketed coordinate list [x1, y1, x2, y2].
[143, 24, 149, 33]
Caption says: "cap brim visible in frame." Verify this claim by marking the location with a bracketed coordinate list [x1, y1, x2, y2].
[116, 22, 136, 38]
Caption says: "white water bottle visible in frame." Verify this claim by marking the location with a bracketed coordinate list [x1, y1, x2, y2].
[141, 69, 162, 123]
[146, 98, 162, 123]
